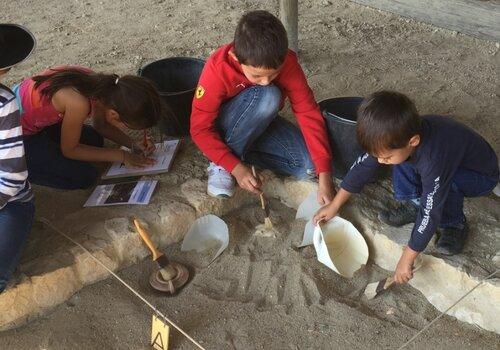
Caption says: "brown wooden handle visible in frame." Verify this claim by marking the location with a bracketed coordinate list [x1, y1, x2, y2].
[389, 258, 422, 286]
[251, 165, 257, 178]
[413, 256, 424, 272]
[252, 166, 267, 210]
[259, 193, 266, 209]
[133, 219, 161, 260]
[384, 276, 395, 289]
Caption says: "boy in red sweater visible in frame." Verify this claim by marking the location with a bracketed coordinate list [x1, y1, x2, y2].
[190, 10, 335, 203]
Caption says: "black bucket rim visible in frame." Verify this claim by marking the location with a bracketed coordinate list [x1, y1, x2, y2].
[138, 56, 206, 96]
[319, 96, 363, 125]
[322, 110, 356, 125]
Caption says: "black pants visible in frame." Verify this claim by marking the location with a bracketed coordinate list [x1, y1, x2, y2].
[24, 123, 104, 189]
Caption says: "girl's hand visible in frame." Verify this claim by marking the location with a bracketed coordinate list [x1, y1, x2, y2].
[318, 172, 336, 205]
[132, 138, 156, 156]
[123, 151, 156, 168]
[313, 203, 338, 225]
[231, 163, 262, 194]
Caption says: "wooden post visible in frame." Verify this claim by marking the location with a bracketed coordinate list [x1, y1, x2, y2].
[279, 0, 298, 53]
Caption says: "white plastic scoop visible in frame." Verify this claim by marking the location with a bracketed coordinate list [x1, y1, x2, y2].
[295, 191, 321, 221]
[181, 215, 229, 264]
[312, 217, 369, 278]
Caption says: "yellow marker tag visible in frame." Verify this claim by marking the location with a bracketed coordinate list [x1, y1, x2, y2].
[195, 85, 205, 99]
[151, 315, 169, 350]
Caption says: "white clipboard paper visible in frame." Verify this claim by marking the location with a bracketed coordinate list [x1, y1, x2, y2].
[102, 139, 180, 179]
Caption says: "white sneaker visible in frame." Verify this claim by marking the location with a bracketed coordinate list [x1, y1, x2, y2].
[207, 162, 235, 198]
[493, 183, 500, 197]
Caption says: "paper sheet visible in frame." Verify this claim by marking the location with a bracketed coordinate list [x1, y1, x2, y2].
[84, 180, 158, 207]
[102, 140, 180, 179]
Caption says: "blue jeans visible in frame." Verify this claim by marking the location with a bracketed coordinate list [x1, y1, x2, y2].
[24, 123, 104, 189]
[0, 200, 35, 293]
[216, 85, 314, 179]
[392, 162, 497, 227]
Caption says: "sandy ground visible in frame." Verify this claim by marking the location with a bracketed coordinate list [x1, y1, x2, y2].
[1, 200, 499, 349]
[1, 0, 499, 348]
[3, 0, 499, 153]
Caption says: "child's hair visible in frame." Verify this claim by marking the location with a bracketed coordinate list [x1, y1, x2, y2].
[357, 90, 422, 155]
[32, 68, 165, 129]
[234, 10, 288, 69]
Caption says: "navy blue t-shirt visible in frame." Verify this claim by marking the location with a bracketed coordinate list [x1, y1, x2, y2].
[341, 115, 499, 252]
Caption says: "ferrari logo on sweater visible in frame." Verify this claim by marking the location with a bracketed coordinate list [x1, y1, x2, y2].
[195, 85, 205, 99]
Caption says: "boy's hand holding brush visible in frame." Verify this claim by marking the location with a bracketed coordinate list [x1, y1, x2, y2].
[230, 164, 273, 229]
[231, 163, 263, 194]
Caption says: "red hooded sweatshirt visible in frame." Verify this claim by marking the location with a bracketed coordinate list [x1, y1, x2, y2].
[190, 43, 332, 174]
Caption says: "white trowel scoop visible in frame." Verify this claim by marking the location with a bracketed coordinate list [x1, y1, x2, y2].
[295, 191, 322, 221]
[296, 191, 369, 278]
[181, 215, 229, 265]
[312, 218, 369, 278]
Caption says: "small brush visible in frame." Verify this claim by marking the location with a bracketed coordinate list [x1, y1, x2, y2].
[364, 276, 396, 299]
[133, 219, 177, 281]
[251, 166, 273, 229]
[364, 258, 423, 299]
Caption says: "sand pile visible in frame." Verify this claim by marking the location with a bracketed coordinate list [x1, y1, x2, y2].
[176, 200, 410, 319]
[1, 195, 498, 349]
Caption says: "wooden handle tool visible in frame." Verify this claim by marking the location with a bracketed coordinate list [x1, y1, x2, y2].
[251, 166, 273, 228]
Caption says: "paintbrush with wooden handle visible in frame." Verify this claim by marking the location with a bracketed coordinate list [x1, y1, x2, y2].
[133, 219, 177, 281]
[364, 257, 423, 299]
[251, 166, 273, 229]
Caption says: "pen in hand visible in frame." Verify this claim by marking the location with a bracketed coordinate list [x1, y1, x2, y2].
[130, 131, 149, 157]
[142, 130, 148, 157]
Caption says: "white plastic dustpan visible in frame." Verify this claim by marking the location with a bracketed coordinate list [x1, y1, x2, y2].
[494, 183, 500, 197]
[296, 191, 322, 247]
[181, 215, 229, 264]
[295, 191, 321, 221]
[312, 217, 369, 278]
[299, 219, 315, 247]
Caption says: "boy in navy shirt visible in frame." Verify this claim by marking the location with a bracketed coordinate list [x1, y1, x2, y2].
[314, 91, 498, 284]
[0, 24, 35, 293]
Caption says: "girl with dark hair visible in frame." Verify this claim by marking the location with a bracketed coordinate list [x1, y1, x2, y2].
[13, 66, 166, 189]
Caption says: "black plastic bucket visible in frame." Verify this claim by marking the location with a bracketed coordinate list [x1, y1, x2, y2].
[0, 24, 36, 69]
[320, 96, 389, 180]
[138, 57, 205, 136]
[319, 97, 366, 179]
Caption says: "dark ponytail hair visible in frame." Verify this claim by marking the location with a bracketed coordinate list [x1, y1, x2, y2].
[32, 68, 166, 129]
